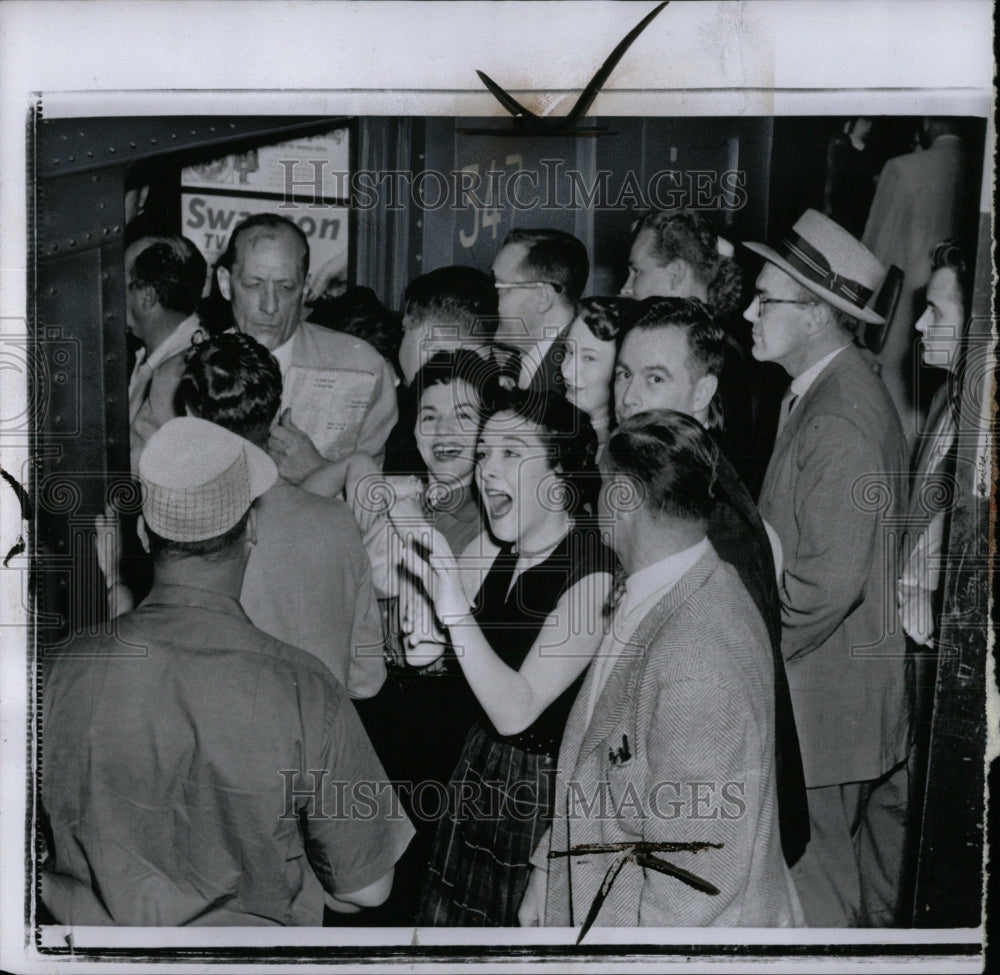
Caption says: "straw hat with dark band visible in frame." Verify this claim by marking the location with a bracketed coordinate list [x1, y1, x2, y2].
[138, 417, 277, 542]
[744, 209, 887, 325]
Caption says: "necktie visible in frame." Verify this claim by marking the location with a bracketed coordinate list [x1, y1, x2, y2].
[776, 390, 798, 436]
[128, 355, 154, 424]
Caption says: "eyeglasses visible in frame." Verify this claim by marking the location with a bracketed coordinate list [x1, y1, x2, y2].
[493, 279, 563, 294]
[753, 290, 817, 309]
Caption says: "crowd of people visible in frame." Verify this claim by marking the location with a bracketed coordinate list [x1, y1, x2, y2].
[39, 124, 979, 931]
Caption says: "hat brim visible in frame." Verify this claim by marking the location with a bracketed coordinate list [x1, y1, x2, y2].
[744, 241, 885, 325]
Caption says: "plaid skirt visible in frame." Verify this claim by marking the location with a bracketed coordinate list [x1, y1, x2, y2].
[417, 722, 556, 926]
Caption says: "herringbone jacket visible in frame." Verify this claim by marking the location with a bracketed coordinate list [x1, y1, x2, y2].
[534, 546, 803, 928]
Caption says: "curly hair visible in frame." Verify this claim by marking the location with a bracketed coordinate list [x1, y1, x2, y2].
[482, 388, 599, 515]
[632, 210, 743, 317]
[577, 295, 640, 348]
[179, 331, 282, 446]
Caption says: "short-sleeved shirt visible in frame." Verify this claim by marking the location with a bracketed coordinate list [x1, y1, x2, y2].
[42, 582, 414, 926]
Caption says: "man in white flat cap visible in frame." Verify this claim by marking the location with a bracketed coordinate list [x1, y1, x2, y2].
[42, 418, 413, 926]
[743, 211, 910, 927]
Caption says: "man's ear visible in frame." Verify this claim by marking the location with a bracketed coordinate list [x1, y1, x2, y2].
[136, 515, 150, 554]
[692, 372, 719, 417]
[535, 283, 556, 316]
[137, 283, 159, 313]
[216, 267, 232, 302]
[667, 258, 690, 291]
[245, 507, 258, 550]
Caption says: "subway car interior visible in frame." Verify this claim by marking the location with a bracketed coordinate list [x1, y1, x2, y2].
[28, 111, 990, 930]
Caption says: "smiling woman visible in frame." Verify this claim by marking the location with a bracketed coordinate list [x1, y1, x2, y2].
[559, 296, 638, 450]
[400, 389, 617, 926]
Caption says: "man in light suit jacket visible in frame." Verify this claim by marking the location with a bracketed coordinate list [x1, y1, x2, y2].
[743, 210, 910, 926]
[490, 228, 589, 394]
[862, 118, 976, 437]
[216, 214, 397, 478]
[520, 411, 802, 930]
[126, 235, 207, 471]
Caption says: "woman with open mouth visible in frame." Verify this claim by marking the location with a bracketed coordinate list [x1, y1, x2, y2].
[559, 295, 637, 456]
[401, 389, 617, 926]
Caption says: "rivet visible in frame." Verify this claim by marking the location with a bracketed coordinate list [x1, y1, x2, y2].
[129, 142, 136, 149]
[87, 151, 94, 158]
[85, 232, 93, 240]
[68, 155, 75, 162]
[69, 239, 76, 247]
[170, 133, 177, 140]
[150, 138, 158, 145]
[113, 225, 120, 233]
[52, 158, 60, 165]
[48, 287, 57, 295]
[108, 146, 116, 153]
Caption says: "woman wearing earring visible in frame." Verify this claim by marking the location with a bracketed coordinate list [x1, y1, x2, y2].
[402, 389, 616, 926]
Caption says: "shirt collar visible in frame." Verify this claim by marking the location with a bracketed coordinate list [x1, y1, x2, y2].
[145, 313, 202, 371]
[621, 537, 711, 620]
[138, 581, 249, 621]
[271, 333, 296, 376]
[790, 345, 850, 400]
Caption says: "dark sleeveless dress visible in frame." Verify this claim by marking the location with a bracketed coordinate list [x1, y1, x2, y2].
[417, 523, 616, 926]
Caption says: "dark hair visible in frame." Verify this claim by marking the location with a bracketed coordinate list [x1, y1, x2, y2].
[145, 510, 251, 560]
[403, 266, 497, 339]
[130, 236, 207, 316]
[632, 210, 743, 317]
[218, 213, 310, 275]
[603, 409, 718, 523]
[412, 348, 502, 412]
[629, 297, 726, 379]
[308, 286, 403, 371]
[929, 239, 974, 316]
[577, 295, 639, 346]
[502, 228, 590, 304]
[179, 332, 282, 445]
[483, 388, 599, 515]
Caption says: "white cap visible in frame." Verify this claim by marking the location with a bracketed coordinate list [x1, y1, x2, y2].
[138, 417, 277, 542]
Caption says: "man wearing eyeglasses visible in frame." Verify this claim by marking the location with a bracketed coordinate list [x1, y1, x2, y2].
[490, 228, 589, 393]
[742, 210, 910, 928]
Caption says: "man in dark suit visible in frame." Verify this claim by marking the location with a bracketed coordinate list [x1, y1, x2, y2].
[490, 228, 589, 393]
[520, 411, 802, 928]
[614, 296, 809, 868]
[744, 210, 910, 927]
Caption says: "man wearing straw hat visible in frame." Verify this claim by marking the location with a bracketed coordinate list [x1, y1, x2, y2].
[42, 418, 413, 926]
[743, 211, 910, 927]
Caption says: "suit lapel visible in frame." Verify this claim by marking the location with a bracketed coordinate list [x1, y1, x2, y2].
[573, 550, 720, 764]
[761, 347, 859, 500]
